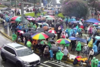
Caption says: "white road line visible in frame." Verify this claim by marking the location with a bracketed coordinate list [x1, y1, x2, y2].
[47, 61, 64, 67]
[43, 61, 49, 63]
[40, 63, 52, 67]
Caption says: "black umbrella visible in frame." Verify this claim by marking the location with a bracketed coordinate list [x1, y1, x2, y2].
[29, 31, 40, 35]
[45, 31, 55, 38]
[37, 28, 44, 32]
[22, 32, 31, 37]
[51, 45, 58, 52]
[49, 40, 55, 43]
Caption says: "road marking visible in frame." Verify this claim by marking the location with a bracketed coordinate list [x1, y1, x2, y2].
[39, 66, 44, 67]
[43, 61, 49, 63]
[40, 63, 52, 67]
[47, 61, 64, 67]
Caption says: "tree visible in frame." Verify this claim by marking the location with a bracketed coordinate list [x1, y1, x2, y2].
[61, 0, 88, 19]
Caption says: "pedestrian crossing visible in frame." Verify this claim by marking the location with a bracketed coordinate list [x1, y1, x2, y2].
[38, 60, 73, 67]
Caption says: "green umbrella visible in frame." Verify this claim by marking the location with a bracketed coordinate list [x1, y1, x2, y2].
[15, 17, 21, 22]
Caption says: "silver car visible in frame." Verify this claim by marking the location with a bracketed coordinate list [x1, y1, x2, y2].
[0, 43, 41, 67]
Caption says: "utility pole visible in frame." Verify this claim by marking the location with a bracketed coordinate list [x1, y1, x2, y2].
[21, 0, 25, 27]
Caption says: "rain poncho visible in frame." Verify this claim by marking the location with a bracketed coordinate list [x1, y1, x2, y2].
[26, 41, 32, 47]
[88, 39, 93, 48]
[93, 45, 98, 53]
[56, 50, 64, 60]
[91, 57, 96, 67]
[76, 42, 81, 51]
[98, 61, 100, 67]
[47, 42, 51, 48]
[62, 47, 69, 56]
[94, 59, 99, 67]
[49, 50, 54, 58]
[12, 33, 17, 41]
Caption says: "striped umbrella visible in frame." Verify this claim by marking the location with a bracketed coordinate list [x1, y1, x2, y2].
[27, 18, 35, 21]
[31, 32, 49, 40]
[56, 39, 71, 45]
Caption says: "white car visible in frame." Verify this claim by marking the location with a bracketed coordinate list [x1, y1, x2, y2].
[1, 43, 41, 67]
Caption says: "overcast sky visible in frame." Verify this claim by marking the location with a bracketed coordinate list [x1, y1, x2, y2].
[56, 0, 60, 4]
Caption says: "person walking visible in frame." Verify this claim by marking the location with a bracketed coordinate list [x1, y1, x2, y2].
[62, 47, 69, 60]
[12, 33, 17, 42]
[57, 26, 62, 39]
[43, 46, 49, 58]
[76, 41, 82, 56]
[49, 49, 54, 60]
[56, 50, 64, 63]
[82, 44, 89, 56]
[91, 57, 96, 67]
[26, 40, 32, 50]
[89, 49, 94, 60]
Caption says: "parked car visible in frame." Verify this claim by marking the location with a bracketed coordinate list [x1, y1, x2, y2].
[0, 43, 41, 67]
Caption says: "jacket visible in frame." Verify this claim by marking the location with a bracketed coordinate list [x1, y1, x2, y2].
[93, 45, 98, 53]
[56, 50, 64, 60]
[91, 57, 96, 67]
[76, 42, 81, 51]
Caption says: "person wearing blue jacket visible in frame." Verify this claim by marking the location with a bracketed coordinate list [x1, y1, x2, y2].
[93, 44, 98, 55]
[16, 24, 22, 30]
[98, 61, 100, 67]
[49, 49, 54, 60]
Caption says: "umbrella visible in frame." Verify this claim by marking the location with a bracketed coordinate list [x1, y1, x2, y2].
[42, 23, 49, 27]
[15, 17, 21, 22]
[10, 21, 15, 23]
[56, 39, 71, 44]
[37, 28, 44, 32]
[29, 31, 40, 35]
[45, 31, 55, 38]
[48, 30, 56, 34]
[22, 32, 31, 37]
[46, 17, 55, 20]
[51, 45, 58, 52]
[25, 16, 32, 18]
[44, 15, 55, 18]
[31, 32, 49, 40]
[69, 36, 77, 40]
[95, 36, 100, 40]
[17, 30, 24, 34]
[27, 18, 35, 21]
[11, 16, 19, 20]
[76, 37, 87, 43]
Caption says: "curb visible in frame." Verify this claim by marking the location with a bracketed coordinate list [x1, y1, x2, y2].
[0, 30, 86, 66]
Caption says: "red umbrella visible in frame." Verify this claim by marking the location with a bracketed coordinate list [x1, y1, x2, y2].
[48, 30, 56, 34]
[17, 30, 24, 34]
[11, 16, 19, 20]
[10, 21, 15, 23]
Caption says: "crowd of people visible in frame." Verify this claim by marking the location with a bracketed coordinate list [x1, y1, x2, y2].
[1, 7, 100, 67]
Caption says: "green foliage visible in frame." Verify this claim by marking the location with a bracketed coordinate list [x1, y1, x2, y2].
[58, 13, 64, 18]
[0, 5, 6, 7]
[25, 12, 35, 17]
[62, 0, 88, 18]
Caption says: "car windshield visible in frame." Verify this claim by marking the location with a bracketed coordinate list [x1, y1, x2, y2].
[16, 48, 33, 57]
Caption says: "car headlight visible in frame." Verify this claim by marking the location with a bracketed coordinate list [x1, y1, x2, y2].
[23, 61, 29, 65]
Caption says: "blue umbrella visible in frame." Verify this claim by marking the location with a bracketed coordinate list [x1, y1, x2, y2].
[95, 36, 100, 40]
[69, 36, 77, 40]
[76, 37, 87, 43]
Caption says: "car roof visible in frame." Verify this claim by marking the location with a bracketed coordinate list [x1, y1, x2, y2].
[6, 43, 24, 49]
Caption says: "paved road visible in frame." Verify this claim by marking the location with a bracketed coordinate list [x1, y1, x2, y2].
[0, 34, 78, 67]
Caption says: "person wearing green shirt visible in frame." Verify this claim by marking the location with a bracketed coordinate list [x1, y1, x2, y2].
[76, 41, 81, 56]
[91, 57, 96, 67]
[26, 40, 32, 50]
[12, 33, 17, 42]
[56, 50, 64, 63]
[94, 59, 99, 67]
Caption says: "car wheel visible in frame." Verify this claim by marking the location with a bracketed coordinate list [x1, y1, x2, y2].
[1, 53, 6, 61]
[16, 61, 23, 67]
